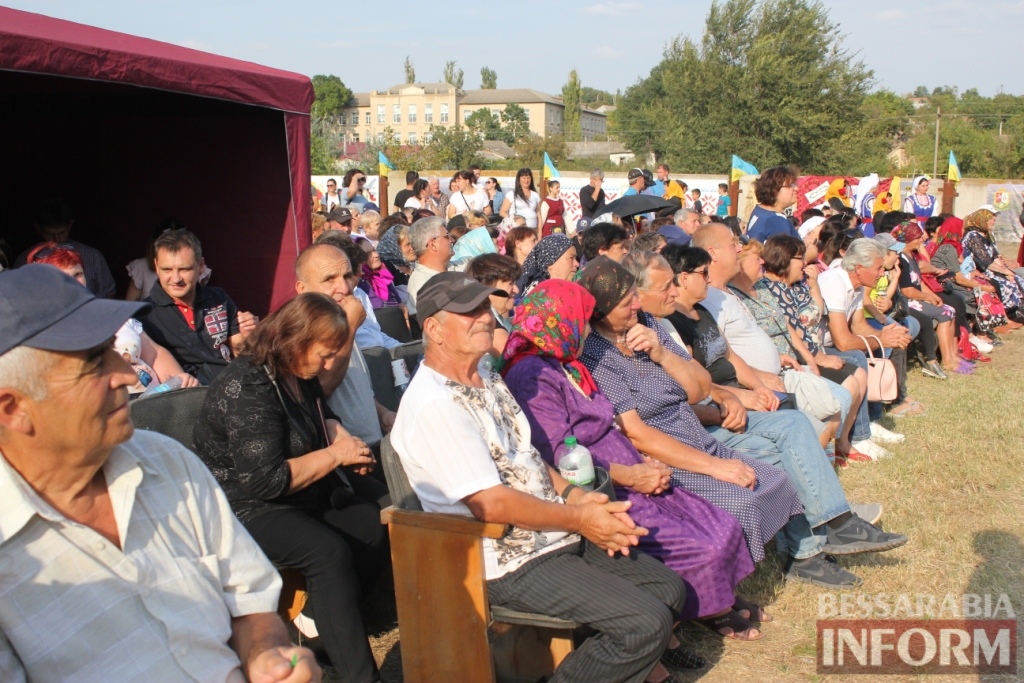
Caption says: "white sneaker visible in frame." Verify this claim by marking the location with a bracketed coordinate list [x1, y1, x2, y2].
[852, 439, 893, 460]
[970, 335, 993, 353]
[870, 422, 906, 444]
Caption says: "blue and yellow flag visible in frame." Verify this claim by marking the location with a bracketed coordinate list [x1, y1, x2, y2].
[378, 151, 396, 178]
[731, 155, 758, 183]
[948, 151, 961, 183]
[543, 152, 560, 179]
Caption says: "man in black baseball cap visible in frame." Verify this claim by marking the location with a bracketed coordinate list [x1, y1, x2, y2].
[0, 267, 321, 681]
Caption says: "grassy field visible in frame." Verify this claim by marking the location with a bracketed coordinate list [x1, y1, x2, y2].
[367, 329, 1024, 682]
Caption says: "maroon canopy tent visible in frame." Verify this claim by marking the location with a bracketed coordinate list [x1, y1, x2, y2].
[0, 6, 314, 312]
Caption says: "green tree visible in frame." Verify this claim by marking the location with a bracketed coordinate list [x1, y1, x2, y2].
[404, 56, 416, 84]
[614, 0, 872, 174]
[513, 134, 568, 169]
[913, 85, 929, 98]
[310, 74, 353, 120]
[561, 69, 582, 140]
[465, 108, 504, 141]
[421, 124, 482, 169]
[580, 86, 614, 107]
[310, 133, 336, 174]
[502, 103, 531, 143]
[443, 61, 464, 89]
[480, 66, 497, 89]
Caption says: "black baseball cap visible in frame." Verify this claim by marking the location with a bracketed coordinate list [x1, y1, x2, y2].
[0, 265, 149, 357]
[416, 272, 507, 322]
[326, 207, 354, 224]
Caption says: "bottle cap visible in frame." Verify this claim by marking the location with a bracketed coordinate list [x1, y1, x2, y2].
[564, 436, 577, 447]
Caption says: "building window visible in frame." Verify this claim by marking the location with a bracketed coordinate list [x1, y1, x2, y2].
[377, 105, 385, 124]
[376, 132, 384, 143]
[393, 104, 401, 123]
[463, 109, 471, 122]
[424, 104, 433, 123]
[423, 132, 432, 144]
[440, 103, 449, 123]
[408, 104, 417, 123]
[352, 133, 359, 142]
[408, 132, 417, 144]
[338, 112, 347, 125]
[523, 109, 530, 121]
[365, 112, 371, 125]
[491, 108, 500, 120]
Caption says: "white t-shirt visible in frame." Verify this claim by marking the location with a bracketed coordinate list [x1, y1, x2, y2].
[326, 346, 384, 447]
[504, 191, 540, 228]
[702, 286, 782, 375]
[391, 364, 576, 580]
[817, 268, 864, 348]
[406, 263, 443, 316]
[448, 189, 489, 215]
[403, 197, 423, 210]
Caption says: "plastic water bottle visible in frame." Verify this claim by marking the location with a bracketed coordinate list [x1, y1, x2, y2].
[391, 359, 411, 396]
[556, 436, 595, 490]
[139, 375, 183, 397]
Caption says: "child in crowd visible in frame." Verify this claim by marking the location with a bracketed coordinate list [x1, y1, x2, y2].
[691, 188, 703, 215]
[716, 183, 731, 217]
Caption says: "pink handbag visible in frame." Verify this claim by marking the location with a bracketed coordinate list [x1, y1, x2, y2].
[856, 335, 898, 403]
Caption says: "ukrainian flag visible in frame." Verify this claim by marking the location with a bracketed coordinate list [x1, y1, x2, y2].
[543, 152, 560, 179]
[948, 151, 961, 183]
[379, 151, 396, 178]
[731, 155, 758, 183]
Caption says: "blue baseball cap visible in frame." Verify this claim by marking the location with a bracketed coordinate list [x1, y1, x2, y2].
[0, 265, 149, 357]
[576, 217, 592, 232]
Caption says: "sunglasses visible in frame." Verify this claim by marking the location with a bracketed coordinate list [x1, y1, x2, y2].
[687, 268, 710, 280]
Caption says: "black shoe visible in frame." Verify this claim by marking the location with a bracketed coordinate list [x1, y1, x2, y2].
[823, 515, 909, 555]
[785, 554, 862, 589]
[662, 645, 707, 670]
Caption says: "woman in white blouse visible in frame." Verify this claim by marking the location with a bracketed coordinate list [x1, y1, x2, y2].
[446, 170, 490, 218]
[403, 179, 430, 210]
[500, 167, 541, 230]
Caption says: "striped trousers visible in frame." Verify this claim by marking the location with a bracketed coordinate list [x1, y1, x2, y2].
[487, 541, 686, 683]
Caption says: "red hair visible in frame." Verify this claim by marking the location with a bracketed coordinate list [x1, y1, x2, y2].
[26, 242, 82, 270]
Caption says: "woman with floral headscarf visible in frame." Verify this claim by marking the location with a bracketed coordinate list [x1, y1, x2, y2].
[502, 279, 765, 645]
[902, 176, 938, 226]
[928, 216, 1005, 346]
[514, 233, 578, 300]
[962, 207, 1024, 323]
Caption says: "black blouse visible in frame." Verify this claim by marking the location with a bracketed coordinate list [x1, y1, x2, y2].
[666, 307, 740, 386]
[194, 356, 341, 524]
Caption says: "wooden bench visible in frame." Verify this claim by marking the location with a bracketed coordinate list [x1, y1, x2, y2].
[130, 386, 307, 622]
[379, 435, 577, 683]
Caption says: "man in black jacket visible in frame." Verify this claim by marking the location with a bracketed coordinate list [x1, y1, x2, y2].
[579, 168, 606, 219]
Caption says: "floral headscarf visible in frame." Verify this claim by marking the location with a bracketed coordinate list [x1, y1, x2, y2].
[931, 216, 964, 258]
[964, 209, 996, 234]
[501, 280, 600, 397]
[891, 221, 924, 244]
[515, 234, 573, 295]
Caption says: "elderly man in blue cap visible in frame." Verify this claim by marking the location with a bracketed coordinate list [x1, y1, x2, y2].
[0, 265, 319, 683]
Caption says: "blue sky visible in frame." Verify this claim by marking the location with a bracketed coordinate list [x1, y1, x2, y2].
[6, 0, 1023, 98]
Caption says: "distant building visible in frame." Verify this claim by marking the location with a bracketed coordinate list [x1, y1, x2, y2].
[334, 82, 607, 144]
[908, 97, 929, 110]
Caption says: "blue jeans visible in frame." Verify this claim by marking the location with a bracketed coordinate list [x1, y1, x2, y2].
[866, 314, 921, 343]
[707, 410, 850, 559]
[823, 348, 873, 441]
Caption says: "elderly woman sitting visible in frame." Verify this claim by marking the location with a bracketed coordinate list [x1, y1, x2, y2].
[194, 293, 389, 683]
[577, 257, 907, 590]
[501, 279, 761, 643]
[515, 233, 579, 300]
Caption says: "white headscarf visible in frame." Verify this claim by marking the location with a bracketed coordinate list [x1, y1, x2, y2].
[911, 175, 930, 195]
[853, 173, 879, 218]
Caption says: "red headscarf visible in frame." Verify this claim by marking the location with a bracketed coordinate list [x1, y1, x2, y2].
[930, 216, 964, 258]
[501, 279, 600, 397]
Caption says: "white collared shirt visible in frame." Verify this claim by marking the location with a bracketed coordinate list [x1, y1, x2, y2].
[0, 430, 281, 683]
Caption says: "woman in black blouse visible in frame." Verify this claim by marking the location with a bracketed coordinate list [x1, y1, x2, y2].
[195, 292, 387, 683]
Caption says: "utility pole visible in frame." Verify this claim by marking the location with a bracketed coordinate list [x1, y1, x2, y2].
[932, 107, 941, 176]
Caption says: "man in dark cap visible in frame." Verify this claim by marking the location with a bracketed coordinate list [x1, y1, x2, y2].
[391, 271, 688, 683]
[0, 265, 318, 683]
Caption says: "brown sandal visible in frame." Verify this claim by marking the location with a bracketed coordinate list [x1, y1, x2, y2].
[695, 609, 763, 641]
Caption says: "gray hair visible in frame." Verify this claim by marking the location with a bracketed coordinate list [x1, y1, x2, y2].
[842, 238, 885, 273]
[590, 168, 604, 180]
[673, 207, 697, 224]
[0, 346, 57, 402]
[410, 216, 447, 257]
[622, 250, 672, 291]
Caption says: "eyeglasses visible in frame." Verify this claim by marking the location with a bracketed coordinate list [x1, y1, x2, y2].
[687, 268, 710, 281]
[357, 177, 367, 183]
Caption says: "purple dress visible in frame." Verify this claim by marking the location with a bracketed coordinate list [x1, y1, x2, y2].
[580, 313, 803, 562]
[505, 355, 754, 618]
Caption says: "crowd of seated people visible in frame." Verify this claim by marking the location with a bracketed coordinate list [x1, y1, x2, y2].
[1, 167, 1021, 683]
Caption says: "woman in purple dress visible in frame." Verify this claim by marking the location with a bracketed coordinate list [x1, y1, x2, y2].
[502, 279, 767, 641]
